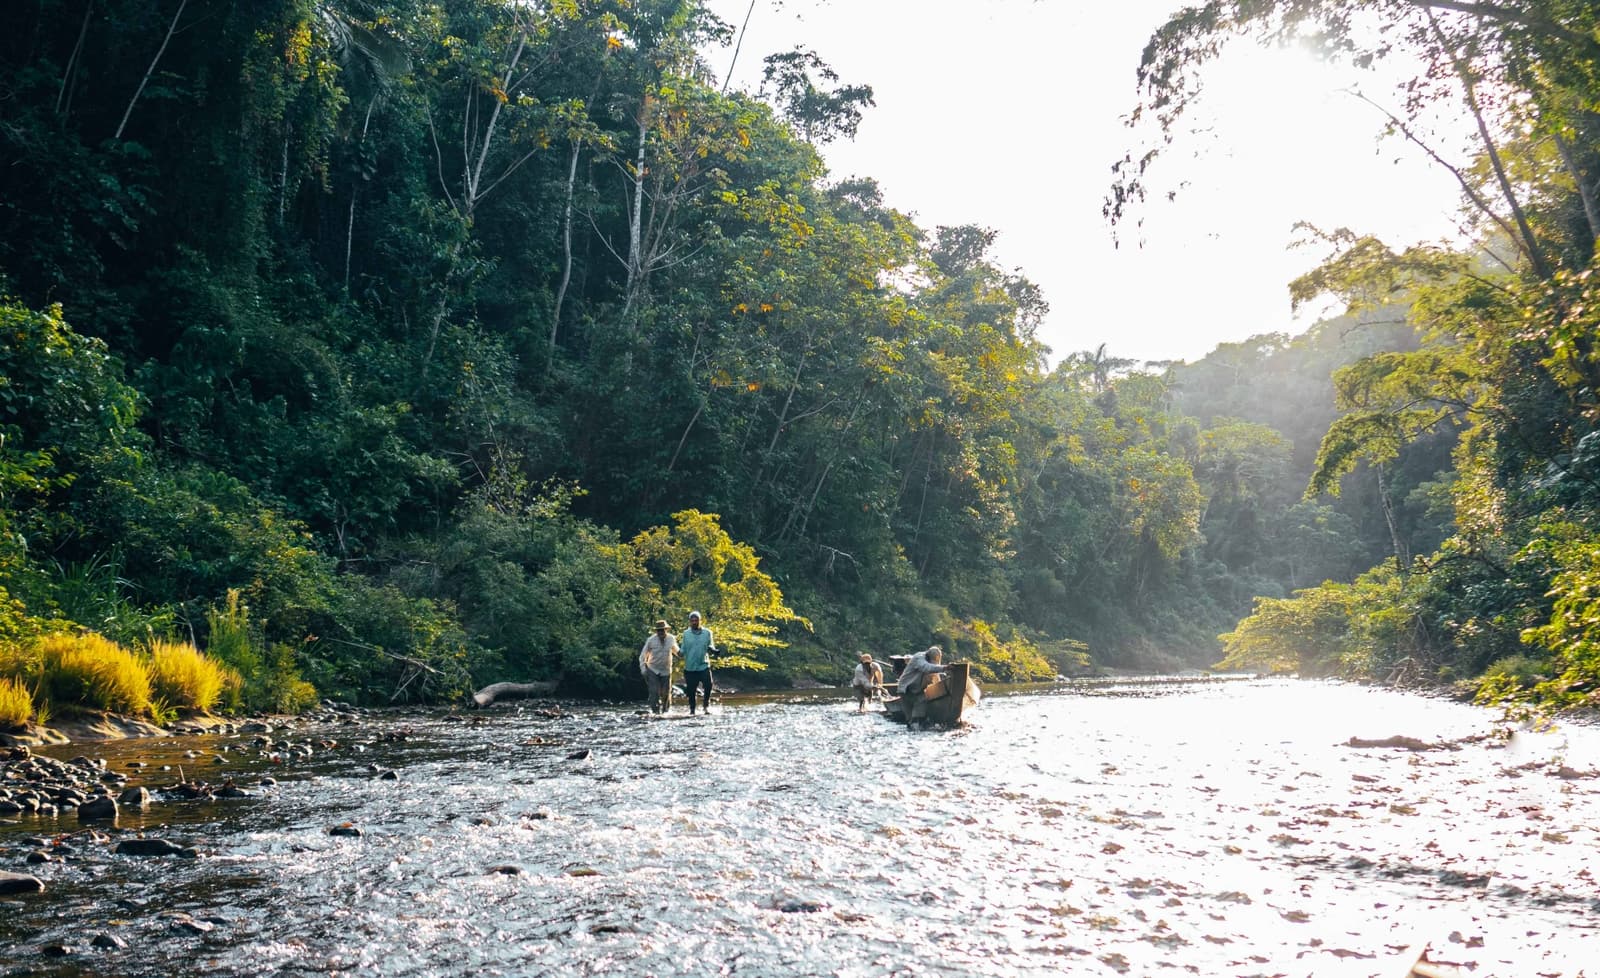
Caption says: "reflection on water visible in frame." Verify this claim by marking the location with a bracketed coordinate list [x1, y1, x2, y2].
[2, 679, 1595, 977]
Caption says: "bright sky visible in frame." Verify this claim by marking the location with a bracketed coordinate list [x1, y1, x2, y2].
[705, 0, 1470, 366]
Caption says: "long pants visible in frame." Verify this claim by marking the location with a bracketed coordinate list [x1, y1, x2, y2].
[644, 670, 672, 714]
[684, 669, 712, 713]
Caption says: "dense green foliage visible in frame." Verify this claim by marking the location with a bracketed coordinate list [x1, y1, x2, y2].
[8, 0, 1594, 716]
[1129, 0, 1600, 710]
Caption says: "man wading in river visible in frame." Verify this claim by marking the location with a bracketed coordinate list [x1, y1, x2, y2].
[640, 620, 678, 714]
[680, 611, 714, 715]
[852, 652, 883, 713]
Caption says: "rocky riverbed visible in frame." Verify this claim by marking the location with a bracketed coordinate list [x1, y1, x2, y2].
[1, 680, 1596, 978]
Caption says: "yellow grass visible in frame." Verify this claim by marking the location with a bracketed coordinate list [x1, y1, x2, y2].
[37, 631, 152, 716]
[145, 639, 232, 713]
[0, 676, 32, 729]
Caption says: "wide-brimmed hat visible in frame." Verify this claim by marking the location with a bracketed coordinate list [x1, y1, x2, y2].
[654, 619, 668, 630]
[859, 652, 873, 662]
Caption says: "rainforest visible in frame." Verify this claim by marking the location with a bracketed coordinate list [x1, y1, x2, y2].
[3, 0, 1600, 722]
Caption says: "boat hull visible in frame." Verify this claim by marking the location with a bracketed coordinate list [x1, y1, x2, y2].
[883, 662, 980, 728]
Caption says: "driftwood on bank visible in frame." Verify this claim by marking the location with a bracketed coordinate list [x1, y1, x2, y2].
[471, 681, 559, 708]
[1344, 735, 1443, 752]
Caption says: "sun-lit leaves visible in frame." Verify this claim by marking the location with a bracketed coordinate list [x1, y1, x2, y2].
[628, 509, 809, 669]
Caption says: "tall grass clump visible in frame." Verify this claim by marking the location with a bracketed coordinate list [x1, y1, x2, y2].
[0, 676, 32, 729]
[205, 589, 261, 712]
[37, 632, 152, 716]
[146, 639, 233, 713]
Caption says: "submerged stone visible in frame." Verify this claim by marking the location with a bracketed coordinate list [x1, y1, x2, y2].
[0, 871, 44, 895]
[115, 838, 186, 857]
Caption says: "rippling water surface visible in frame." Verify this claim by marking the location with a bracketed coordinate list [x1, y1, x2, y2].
[2, 679, 1596, 977]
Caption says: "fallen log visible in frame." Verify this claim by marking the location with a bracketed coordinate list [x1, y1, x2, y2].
[1344, 735, 1440, 751]
[472, 681, 559, 708]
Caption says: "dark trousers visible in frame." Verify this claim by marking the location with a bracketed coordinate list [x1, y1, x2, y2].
[684, 669, 713, 712]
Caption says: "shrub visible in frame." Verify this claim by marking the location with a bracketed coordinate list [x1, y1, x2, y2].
[630, 509, 810, 670]
[204, 589, 261, 712]
[1521, 526, 1600, 709]
[261, 644, 320, 714]
[941, 617, 1056, 683]
[146, 639, 233, 712]
[37, 632, 152, 715]
[0, 676, 32, 729]
[47, 553, 180, 649]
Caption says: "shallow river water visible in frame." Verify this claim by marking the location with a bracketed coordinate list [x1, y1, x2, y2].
[2, 678, 1596, 978]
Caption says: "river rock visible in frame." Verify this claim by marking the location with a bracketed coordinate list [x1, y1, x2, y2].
[77, 796, 118, 820]
[90, 933, 128, 949]
[565, 748, 592, 761]
[41, 944, 75, 957]
[166, 914, 213, 934]
[487, 864, 522, 875]
[775, 898, 825, 913]
[118, 786, 151, 808]
[377, 768, 398, 781]
[0, 871, 44, 895]
[115, 838, 186, 857]
[328, 823, 362, 838]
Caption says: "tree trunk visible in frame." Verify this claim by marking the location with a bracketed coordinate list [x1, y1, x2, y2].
[1428, 9, 1549, 279]
[1555, 131, 1600, 249]
[1376, 462, 1410, 577]
[620, 107, 649, 328]
[344, 98, 379, 294]
[550, 138, 582, 359]
[57, 0, 93, 118]
[471, 680, 559, 708]
[116, 0, 187, 140]
[721, 0, 759, 93]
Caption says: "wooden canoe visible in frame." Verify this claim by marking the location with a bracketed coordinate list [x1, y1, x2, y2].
[882, 661, 980, 728]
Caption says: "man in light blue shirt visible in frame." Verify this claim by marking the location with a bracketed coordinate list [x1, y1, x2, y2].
[680, 611, 715, 715]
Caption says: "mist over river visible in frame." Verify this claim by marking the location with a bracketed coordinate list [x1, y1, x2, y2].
[2, 678, 1594, 977]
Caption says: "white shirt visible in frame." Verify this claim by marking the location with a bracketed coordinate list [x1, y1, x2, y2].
[640, 633, 678, 675]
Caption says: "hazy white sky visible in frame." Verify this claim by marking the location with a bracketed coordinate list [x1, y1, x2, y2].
[704, 0, 1470, 365]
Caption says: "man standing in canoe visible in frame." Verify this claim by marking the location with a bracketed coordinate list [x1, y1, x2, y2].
[640, 619, 678, 714]
[680, 610, 714, 715]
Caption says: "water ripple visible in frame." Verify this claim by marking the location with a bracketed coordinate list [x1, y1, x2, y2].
[2, 680, 1596, 976]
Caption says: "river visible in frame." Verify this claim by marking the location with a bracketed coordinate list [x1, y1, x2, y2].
[1, 678, 1594, 977]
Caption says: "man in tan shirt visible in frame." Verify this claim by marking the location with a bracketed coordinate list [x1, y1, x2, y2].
[639, 619, 678, 714]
